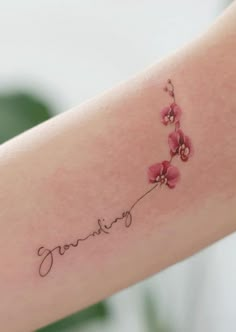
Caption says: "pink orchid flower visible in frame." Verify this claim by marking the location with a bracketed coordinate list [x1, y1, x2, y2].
[160, 103, 182, 126]
[148, 160, 180, 189]
[168, 129, 192, 161]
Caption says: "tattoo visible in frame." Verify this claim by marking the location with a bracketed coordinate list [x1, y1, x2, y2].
[37, 79, 193, 277]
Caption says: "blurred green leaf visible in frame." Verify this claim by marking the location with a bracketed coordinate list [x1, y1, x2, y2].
[0, 92, 52, 143]
[37, 302, 108, 332]
[143, 289, 172, 332]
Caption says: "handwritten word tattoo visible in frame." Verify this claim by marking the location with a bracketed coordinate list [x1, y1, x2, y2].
[37, 79, 193, 277]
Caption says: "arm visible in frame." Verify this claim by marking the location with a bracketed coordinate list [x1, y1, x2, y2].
[1, 2, 236, 331]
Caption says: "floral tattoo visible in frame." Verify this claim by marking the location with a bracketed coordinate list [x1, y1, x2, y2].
[37, 79, 193, 277]
[148, 78, 193, 188]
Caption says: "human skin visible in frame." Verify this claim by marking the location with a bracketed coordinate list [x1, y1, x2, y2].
[1, 2, 236, 331]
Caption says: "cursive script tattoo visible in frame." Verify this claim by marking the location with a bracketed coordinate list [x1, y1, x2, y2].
[37, 79, 193, 277]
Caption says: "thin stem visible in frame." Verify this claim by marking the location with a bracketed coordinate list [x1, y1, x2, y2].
[168, 80, 176, 103]
[128, 182, 159, 213]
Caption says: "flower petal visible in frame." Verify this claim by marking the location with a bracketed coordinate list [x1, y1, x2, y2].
[160, 106, 170, 125]
[176, 129, 185, 145]
[148, 162, 163, 183]
[168, 131, 180, 153]
[161, 160, 171, 175]
[166, 165, 180, 188]
[160, 106, 170, 117]
[184, 135, 193, 157]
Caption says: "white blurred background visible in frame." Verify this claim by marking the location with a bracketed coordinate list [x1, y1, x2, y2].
[1, 1, 236, 332]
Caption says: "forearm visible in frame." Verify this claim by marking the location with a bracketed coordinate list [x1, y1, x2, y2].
[1, 3, 236, 331]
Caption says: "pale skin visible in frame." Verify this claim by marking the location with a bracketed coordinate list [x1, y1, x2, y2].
[1, 2, 236, 331]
